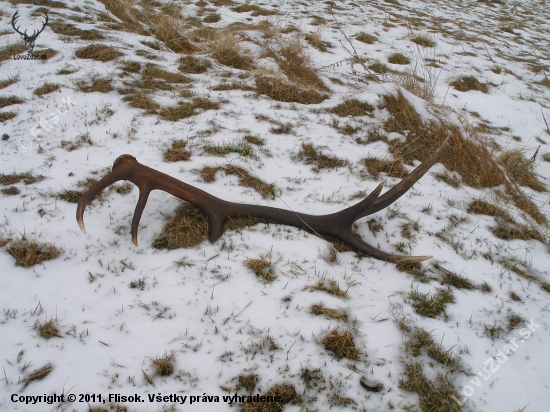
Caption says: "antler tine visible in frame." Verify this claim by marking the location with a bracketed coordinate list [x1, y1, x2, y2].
[326, 182, 432, 263]
[361, 137, 449, 218]
[340, 231, 432, 263]
[130, 188, 151, 247]
[336, 181, 385, 223]
[76, 157, 134, 234]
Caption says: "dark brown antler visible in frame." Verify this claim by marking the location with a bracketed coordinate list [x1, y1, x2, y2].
[77, 139, 448, 264]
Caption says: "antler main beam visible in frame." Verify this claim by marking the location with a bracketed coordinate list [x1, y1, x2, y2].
[77, 139, 448, 264]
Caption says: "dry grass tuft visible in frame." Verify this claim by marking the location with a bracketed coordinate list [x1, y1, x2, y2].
[152, 352, 175, 376]
[468, 199, 545, 243]
[397, 262, 432, 282]
[269, 122, 292, 134]
[492, 221, 544, 242]
[330, 99, 374, 117]
[255, 75, 328, 104]
[297, 143, 346, 171]
[362, 157, 407, 179]
[203, 140, 253, 157]
[159, 97, 219, 121]
[98, 0, 147, 34]
[34, 82, 60, 96]
[178, 56, 211, 74]
[301, 367, 324, 389]
[115, 182, 132, 194]
[122, 90, 159, 113]
[500, 258, 538, 281]
[212, 0, 235, 6]
[0, 75, 19, 90]
[57, 67, 78, 75]
[222, 216, 270, 233]
[388, 53, 410, 64]
[232, 4, 278, 16]
[224, 165, 276, 199]
[164, 139, 190, 162]
[38, 319, 61, 339]
[435, 171, 461, 188]
[235, 373, 259, 394]
[409, 288, 454, 318]
[143, 63, 191, 84]
[483, 322, 505, 340]
[507, 314, 523, 331]
[435, 264, 475, 289]
[355, 32, 376, 44]
[154, 15, 198, 53]
[75, 44, 123, 62]
[0, 172, 43, 185]
[497, 150, 546, 191]
[57, 175, 105, 203]
[200, 166, 220, 182]
[272, 37, 328, 91]
[411, 35, 435, 47]
[0, 111, 17, 122]
[405, 327, 461, 370]
[503, 184, 547, 226]
[369, 61, 390, 74]
[61, 133, 93, 151]
[0, 95, 25, 109]
[2, 186, 20, 195]
[76, 77, 112, 93]
[209, 33, 254, 70]
[400, 362, 460, 411]
[7, 237, 61, 268]
[120, 60, 141, 73]
[152, 203, 208, 250]
[322, 329, 359, 360]
[49, 21, 104, 40]
[211, 82, 255, 91]
[307, 279, 348, 298]
[367, 218, 383, 235]
[244, 135, 265, 146]
[383, 91, 505, 188]
[305, 32, 332, 52]
[451, 75, 488, 93]
[203, 13, 221, 23]
[467, 199, 513, 222]
[311, 304, 348, 321]
[21, 364, 53, 389]
[245, 256, 275, 282]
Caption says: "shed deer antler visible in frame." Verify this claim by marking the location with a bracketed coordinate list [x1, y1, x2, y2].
[77, 139, 448, 264]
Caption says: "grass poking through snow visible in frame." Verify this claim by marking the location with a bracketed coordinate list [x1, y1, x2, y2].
[7, 237, 61, 268]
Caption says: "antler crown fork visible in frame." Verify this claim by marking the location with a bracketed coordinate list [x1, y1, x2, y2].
[77, 139, 448, 264]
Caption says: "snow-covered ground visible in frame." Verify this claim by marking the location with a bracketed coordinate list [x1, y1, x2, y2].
[1, 0, 549, 411]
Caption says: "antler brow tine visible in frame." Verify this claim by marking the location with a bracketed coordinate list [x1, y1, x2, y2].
[77, 139, 448, 264]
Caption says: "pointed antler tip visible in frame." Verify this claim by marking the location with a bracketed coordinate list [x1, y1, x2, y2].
[77, 219, 87, 234]
[397, 255, 432, 264]
[132, 237, 138, 247]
